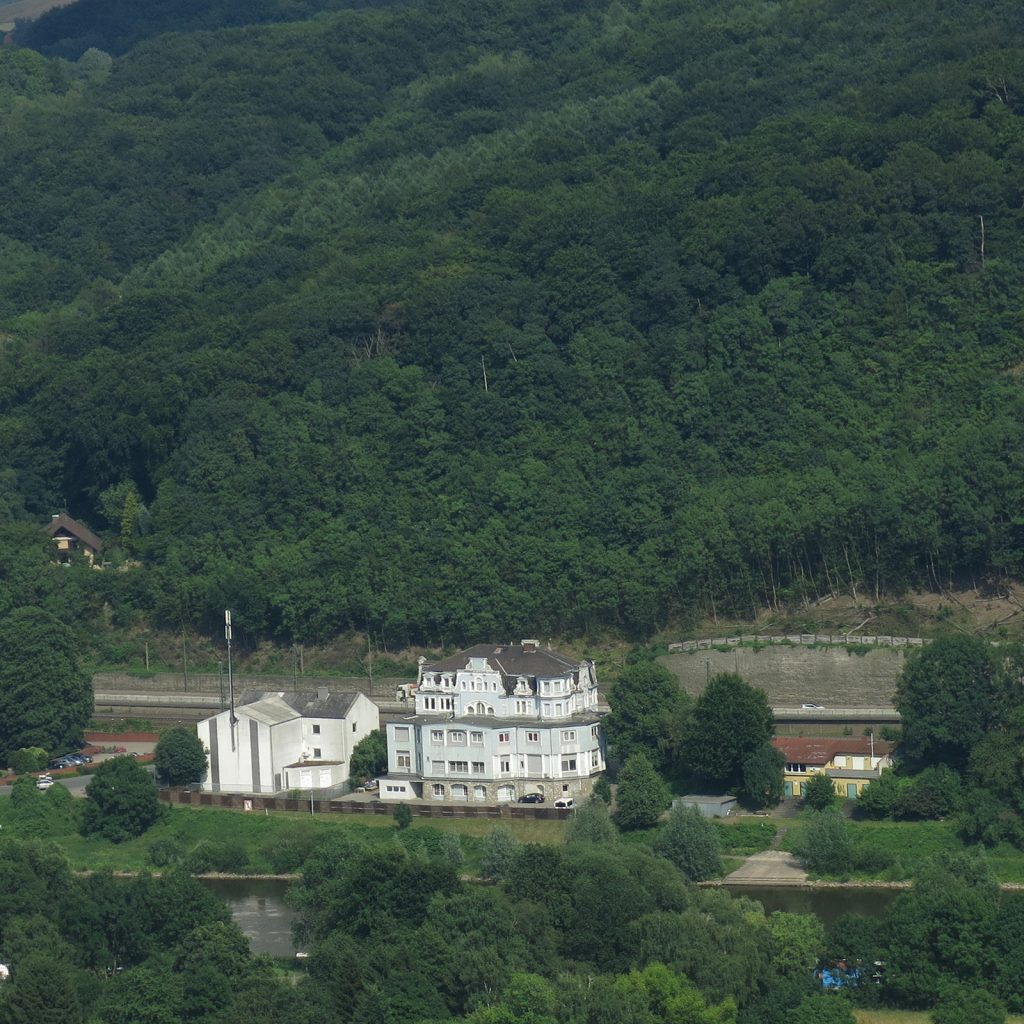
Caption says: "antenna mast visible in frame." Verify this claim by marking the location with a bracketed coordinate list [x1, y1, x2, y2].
[225, 610, 237, 748]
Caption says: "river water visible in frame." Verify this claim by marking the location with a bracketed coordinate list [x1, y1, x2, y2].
[201, 878, 300, 957]
[202, 877, 899, 956]
[721, 885, 899, 926]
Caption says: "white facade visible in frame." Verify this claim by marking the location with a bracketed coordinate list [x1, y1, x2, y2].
[381, 641, 606, 802]
[197, 690, 379, 794]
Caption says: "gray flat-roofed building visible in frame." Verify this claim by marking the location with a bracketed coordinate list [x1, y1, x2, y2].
[673, 795, 738, 818]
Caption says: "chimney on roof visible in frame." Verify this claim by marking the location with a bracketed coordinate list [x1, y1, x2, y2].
[317, 686, 328, 701]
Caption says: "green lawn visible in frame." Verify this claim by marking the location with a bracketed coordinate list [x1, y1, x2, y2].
[780, 816, 1024, 883]
[0, 798, 567, 874]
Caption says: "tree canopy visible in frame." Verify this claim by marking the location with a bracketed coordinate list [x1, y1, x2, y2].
[0, 0, 1022, 653]
[83, 755, 163, 842]
[685, 673, 774, 788]
[153, 727, 208, 787]
[0, 606, 92, 762]
[895, 635, 999, 771]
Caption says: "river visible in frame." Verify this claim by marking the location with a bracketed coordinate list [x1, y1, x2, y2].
[202, 877, 899, 956]
[201, 878, 300, 957]
[722, 885, 899, 926]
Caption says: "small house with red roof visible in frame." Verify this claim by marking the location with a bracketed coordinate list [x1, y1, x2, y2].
[772, 735, 893, 800]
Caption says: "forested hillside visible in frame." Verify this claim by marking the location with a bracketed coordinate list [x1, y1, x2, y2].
[1, 0, 1024, 651]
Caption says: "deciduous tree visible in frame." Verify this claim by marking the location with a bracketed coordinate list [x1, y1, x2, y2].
[349, 729, 387, 786]
[614, 752, 671, 831]
[653, 802, 722, 881]
[82, 755, 162, 842]
[895, 635, 999, 771]
[153, 726, 207, 786]
[0, 607, 92, 762]
[685, 673, 774, 788]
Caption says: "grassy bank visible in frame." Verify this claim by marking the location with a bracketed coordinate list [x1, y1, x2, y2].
[781, 817, 1024, 884]
[0, 798, 567, 875]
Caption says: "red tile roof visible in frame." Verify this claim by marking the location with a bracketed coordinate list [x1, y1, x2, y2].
[772, 736, 892, 765]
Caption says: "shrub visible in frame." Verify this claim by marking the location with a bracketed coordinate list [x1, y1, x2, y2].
[654, 803, 723, 881]
[794, 811, 852, 875]
[394, 803, 412, 830]
[803, 772, 837, 811]
[147, 835, 185, 867]
[185, 840, 249, 874]
[10, 747, 48, 774]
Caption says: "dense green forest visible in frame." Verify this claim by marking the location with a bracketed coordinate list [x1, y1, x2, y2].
[1, 822, 1022, 1023]
[2, 0, 1024, 652]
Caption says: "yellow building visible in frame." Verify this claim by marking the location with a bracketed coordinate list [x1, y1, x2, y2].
[773, 736, 893, 800]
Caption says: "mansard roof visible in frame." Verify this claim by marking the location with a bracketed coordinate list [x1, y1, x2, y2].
[424, 642, 583, 677]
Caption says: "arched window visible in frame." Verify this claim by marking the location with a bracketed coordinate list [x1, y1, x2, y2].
[452, 784, 468, 802]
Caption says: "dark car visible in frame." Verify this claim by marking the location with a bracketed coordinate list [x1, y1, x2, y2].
[49, 757, 75, 770]
[518, 793, 545, 804]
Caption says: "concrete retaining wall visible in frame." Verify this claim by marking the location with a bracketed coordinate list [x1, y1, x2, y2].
[658, 645, 907, 709]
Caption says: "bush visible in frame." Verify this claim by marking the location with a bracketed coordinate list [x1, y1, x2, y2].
[480, 826, 521, 879]
[932, 983, 1007, 1024]
[185, 840, 249, 874]
[263, 831, 322, 873]
[654, 803, 723, 881]
[592, 776, 612, 804]
[892, 765, 962, 821]
[794, 811, 853, 875]
[803, 772, 837, 811]
[855, 769, 904, 819]
[394, 803, 412, 830]
[147, 835, 185, 867]
[9, 747, 48, 774]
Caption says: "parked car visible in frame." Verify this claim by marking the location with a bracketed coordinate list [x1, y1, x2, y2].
[36, 775, 54, 790]
[64, 754, 87, 766]
[49, 757, 75, 770]
[801, 703, 825, 710]
[554, 797, 575, 809]
[518, 793, 545, 804]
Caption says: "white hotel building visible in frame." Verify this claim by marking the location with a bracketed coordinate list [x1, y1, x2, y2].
[380, 641, 606, 802]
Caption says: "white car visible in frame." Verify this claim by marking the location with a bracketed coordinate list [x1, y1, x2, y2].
[801, 703, 825, 710]
[554, 797, 575, 809]
[36, 775, 54, 790]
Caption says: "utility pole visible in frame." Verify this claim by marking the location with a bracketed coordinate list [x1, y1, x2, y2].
[182, 632, 189, 693]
